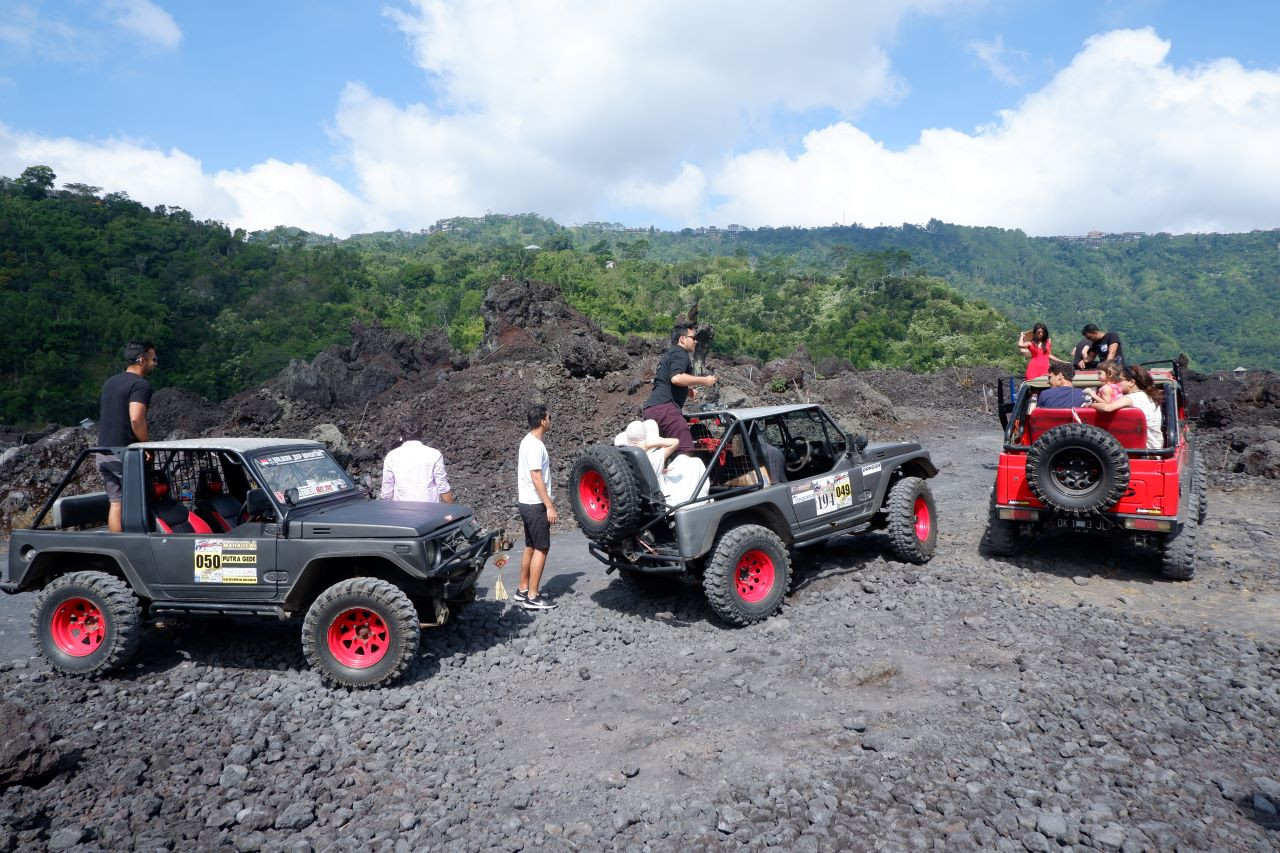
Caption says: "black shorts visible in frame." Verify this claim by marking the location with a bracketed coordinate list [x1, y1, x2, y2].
[96, 454, 124, 503]
[518, 503, 551, 551]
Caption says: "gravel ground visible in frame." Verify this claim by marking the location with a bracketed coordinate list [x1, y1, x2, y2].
[2, 412, 1278, 851]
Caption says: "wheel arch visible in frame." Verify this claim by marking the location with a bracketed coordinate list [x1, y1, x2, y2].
[283, 556, 411, 615]
[719, 506, 794, 548]
[893, 456, 939, 482]
[24, 549, 152, 600]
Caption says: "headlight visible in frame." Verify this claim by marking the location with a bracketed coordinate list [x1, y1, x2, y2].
[422, 541, 438, 567]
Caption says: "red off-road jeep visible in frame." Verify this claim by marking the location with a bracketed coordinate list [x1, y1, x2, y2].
[984, 362, 1207, 579]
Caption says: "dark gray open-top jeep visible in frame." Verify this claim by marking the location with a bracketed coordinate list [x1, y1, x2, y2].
[569, 404, 938, 626]
[1, 438, 497, 688]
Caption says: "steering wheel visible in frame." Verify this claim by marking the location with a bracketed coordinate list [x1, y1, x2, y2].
[784, 437, 811, 474]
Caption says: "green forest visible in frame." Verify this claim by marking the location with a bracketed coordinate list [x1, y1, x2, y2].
[2, 165, 1275, 426]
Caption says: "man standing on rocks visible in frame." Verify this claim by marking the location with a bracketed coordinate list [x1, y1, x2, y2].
[97, 340, 158, 532]
[515, 404, 557, 610]
[643, 322, 717, 455]
[379, 425, 454, 503]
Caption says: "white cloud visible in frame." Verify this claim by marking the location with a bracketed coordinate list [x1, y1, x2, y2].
[966, 34, 1026, 85]
[102, 0, 182, 51]
[709, 28, 1280, 235]
[0, 124, 382, 234]
[0, 0, 180, 58]
[4, 17, 1278, 239]
[351, 0, 962, 224]
[607, 163, 708, 223]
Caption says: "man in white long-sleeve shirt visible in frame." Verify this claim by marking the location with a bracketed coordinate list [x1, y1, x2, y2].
[379, 426, 454, 503]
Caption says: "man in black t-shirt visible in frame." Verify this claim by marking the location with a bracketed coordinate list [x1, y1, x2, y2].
[97, 340, 158, 531]
[1071, 336, 1099, 370]
[642, 323, 717, 454]
[1081, 324, 1124, 367]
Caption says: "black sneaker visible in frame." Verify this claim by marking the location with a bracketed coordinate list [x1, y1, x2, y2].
[512, 588, 529, 603]
[521, 594, 557, 611]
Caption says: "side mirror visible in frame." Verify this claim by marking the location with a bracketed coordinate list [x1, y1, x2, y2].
[846, 432, 868, 453]
[244, 489, 275, 520]
[284, 487, 299, 507]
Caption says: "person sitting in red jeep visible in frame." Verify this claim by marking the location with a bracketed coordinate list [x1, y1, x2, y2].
[1033, 363, 1087, 409]
[1083, 364, 1164, 448]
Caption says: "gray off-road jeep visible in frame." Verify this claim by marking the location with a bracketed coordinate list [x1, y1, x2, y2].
[1, 438, 497, 688]
[569, 404, 939, 625]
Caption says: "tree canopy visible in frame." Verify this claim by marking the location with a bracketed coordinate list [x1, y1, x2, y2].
[4, 165, 1262, 426]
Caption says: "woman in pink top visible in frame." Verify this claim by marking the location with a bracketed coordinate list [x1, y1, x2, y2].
[1018, 322, 1068, 380]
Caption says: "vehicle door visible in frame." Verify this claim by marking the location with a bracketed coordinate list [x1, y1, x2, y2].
[148, 450, 279, 601]
[775, 409, 868, 536]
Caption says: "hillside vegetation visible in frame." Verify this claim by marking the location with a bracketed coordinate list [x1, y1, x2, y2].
[3, 165, 1273, 425]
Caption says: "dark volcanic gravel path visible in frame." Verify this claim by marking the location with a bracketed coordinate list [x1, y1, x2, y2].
[2, 414, 1277, 851]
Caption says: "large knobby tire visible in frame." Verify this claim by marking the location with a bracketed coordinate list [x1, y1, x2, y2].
[981, 489, 1020, 557]
[1192, 451, 1209, 525]
[570, 445, 643, 542]
[1026, 423, 1129, 516]
[885, 477, 938, 564]
[33, 571, 142, 676]
[702, 524, 790, 626]
[302, 578, 420, 688]
[1160, 516, 1199, 581]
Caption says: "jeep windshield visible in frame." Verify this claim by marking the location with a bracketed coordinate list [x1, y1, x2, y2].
[250, 447, 356, 505]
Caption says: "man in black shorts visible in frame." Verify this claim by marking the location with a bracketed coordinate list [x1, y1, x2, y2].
[515, 404, 558, 610]
[642, 323, 717, 454]
[97, 341, 158, 532]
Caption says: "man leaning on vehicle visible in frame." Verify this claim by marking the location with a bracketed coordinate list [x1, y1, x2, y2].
[98, 340, 158, 532]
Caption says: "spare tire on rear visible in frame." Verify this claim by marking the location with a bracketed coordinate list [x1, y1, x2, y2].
[570, 445, 643, 542]
[1026, 423, 1129, 516]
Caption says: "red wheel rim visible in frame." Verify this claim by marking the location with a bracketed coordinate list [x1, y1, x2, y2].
[50, 597, 106, 657]
[913, 496, 931, 541]
[734, 549, 775, 603]
[326, 607, 390, 669]
[579, 470, 610, 522]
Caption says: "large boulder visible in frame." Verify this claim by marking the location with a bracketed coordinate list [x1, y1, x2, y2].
[479, 278, 629, 377]
[266, 321, 457, 409]
[1241, 440, 1280, 478]
[0, 698, 64, 789]
[147, 388, 228, 440]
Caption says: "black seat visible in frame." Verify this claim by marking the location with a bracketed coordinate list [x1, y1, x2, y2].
[150, 471, 213, 535]
[195, 469, 242, 532]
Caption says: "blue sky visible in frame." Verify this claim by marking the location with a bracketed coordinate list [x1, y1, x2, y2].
[2, 1, 1279, 236]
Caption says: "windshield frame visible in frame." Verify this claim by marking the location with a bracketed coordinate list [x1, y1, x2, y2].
[245, 445, 358, 508]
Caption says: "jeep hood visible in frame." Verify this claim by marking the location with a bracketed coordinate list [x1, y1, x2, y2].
[295, 500, 471, 538]
[860, 441, 938, 476]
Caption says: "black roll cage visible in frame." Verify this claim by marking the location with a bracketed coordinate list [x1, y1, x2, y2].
[997, 358, 1187, 458]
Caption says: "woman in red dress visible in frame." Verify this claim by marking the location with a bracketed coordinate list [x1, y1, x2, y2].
[1018, 322, 1063, 380]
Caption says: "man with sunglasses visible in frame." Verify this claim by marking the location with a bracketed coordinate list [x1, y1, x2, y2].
[642, 323, 716, 455]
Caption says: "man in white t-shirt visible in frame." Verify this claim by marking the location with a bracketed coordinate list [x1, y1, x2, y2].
[515, 404, 558, 610]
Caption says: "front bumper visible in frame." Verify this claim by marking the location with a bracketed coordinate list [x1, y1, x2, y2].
[436, 528, 499, 597]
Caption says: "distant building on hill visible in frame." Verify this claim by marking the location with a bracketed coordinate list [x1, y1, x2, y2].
[1048, 231, 1144, 247]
